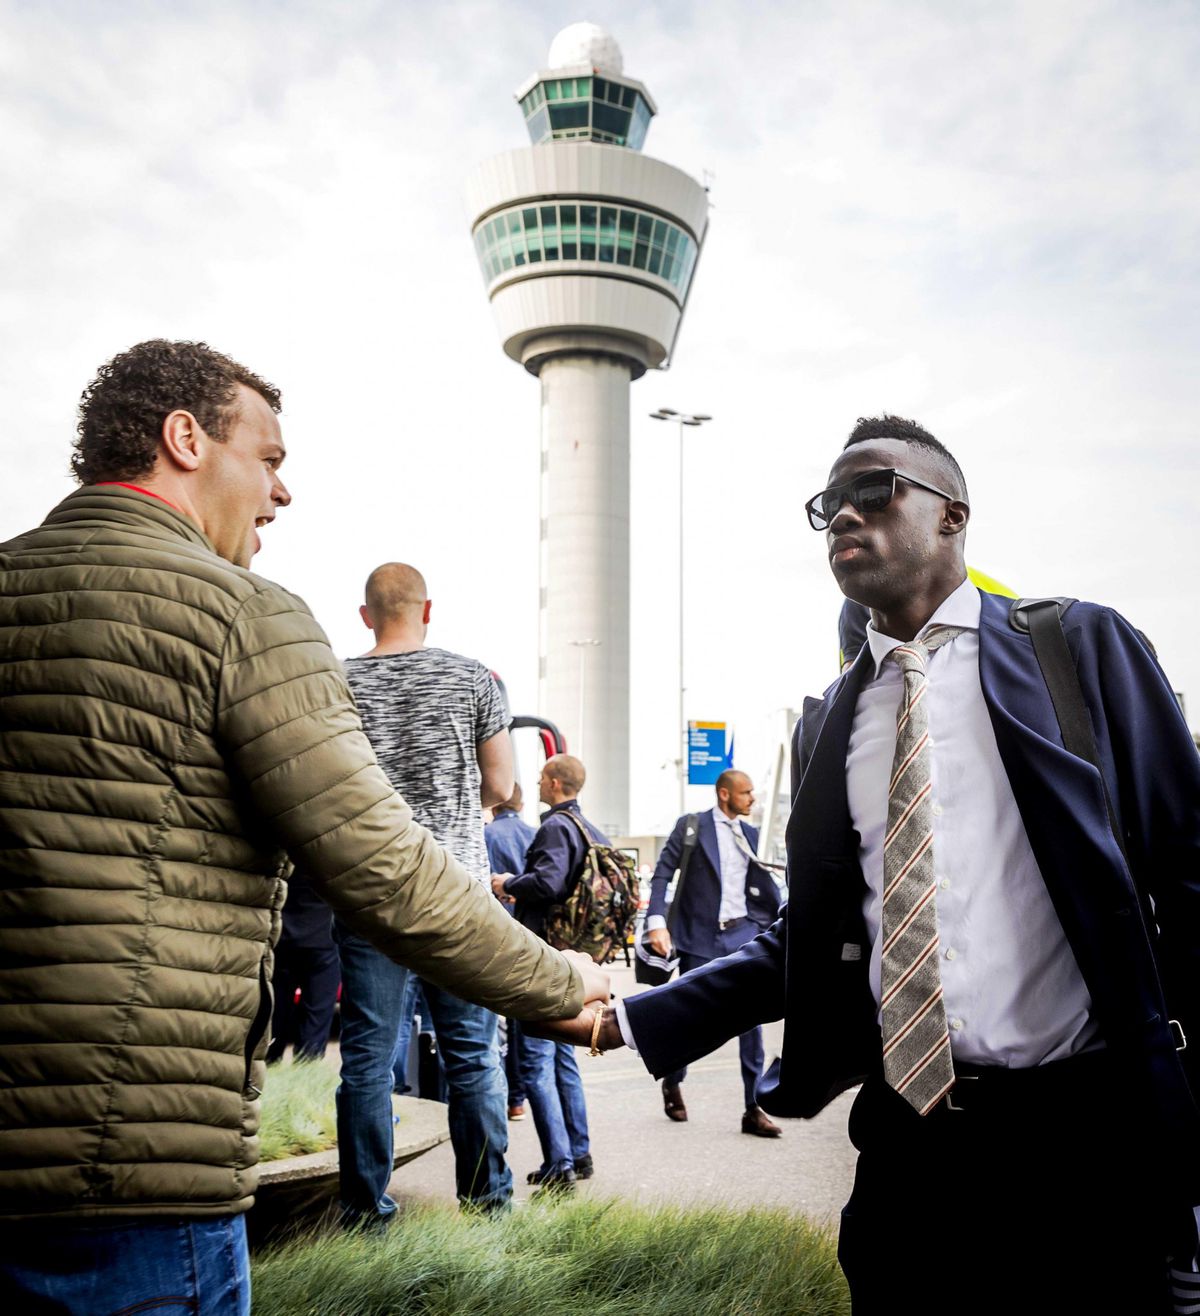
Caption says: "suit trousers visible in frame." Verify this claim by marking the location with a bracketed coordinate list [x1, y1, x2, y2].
[666, 922, 767, 1109]
[838, 1053, 1176, 1314]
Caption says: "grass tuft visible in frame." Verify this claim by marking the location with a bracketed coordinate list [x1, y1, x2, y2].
[258, 1058, 340, 1162]
[251, 1197, 849, 1315]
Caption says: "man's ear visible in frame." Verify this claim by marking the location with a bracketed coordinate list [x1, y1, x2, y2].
[359, 604, 373, 630]
[422, 599, 432, 625]
[942, 499, 970, 537]
[159, 410, 204, 473]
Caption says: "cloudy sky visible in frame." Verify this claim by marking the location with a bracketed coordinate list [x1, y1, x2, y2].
[2, 0, 1196, 835]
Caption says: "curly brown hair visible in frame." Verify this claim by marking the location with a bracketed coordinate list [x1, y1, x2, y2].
[71, 340, 282, 485]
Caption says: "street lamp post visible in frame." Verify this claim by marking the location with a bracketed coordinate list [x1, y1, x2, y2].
[649, 408, 712, 815]
[567, 638, 602, 761]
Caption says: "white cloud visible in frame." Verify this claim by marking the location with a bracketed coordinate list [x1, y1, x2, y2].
[1, 0, 1197, 833]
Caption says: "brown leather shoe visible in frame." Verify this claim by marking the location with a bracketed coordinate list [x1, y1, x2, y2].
[662, 1079, 688, 1122]
[741, 1105, 781, 1137]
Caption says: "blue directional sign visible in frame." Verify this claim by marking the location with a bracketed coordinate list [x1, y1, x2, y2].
[688, 721, 734, 785]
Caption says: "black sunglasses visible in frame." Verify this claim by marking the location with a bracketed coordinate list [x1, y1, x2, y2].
[804, 468, 959, 531]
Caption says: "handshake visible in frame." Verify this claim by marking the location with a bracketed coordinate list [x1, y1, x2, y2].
[531, 948, 626, 1053]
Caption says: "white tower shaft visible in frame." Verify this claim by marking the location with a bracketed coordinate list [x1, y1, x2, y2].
[539, 355, 631, 838]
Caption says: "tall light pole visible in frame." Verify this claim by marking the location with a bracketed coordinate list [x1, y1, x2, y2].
[567, 639, 601, 761]
[650, 408, 711, 814]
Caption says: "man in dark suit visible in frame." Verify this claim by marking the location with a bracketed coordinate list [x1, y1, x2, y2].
[646, 770, 782, 1134]
[571, 415, 1200, 1311]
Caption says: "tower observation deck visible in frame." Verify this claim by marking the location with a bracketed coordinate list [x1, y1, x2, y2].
[466, 22, 708, 837]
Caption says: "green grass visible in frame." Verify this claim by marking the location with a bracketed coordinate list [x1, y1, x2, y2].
[251, 1197, 849, 1316]
[259, 1058, 340, 1162]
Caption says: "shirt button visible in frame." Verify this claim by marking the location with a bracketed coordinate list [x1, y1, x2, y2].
[939, 877, 951, 891]
[932, 803, 943, 817]
[927, 738, 935, 749]
[950, 1018, 964, 1032]
[944, 947, 957, 961]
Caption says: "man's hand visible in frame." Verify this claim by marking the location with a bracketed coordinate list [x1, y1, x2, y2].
[490, 874, 513, 902]
[562, 949, 610, 1005]
[647, 927, 672, 958]
[524, 1002, 626, 1051]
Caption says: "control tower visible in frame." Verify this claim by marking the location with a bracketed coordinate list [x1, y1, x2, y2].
[466, 21, 708, 837]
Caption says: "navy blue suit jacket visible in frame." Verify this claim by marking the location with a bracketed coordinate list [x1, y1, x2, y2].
[648, 811, 781, 958]
[501, 800, 607, 939]
[624, 591, 1200, 1191]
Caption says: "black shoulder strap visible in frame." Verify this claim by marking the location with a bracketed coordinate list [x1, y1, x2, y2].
[1009, 596, 1127, 861]
[665, 813, 700, 934]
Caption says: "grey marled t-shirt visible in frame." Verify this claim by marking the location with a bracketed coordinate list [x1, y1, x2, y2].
[342, 647, 507, 883]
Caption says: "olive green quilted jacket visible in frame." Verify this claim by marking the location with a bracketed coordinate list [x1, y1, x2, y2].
[0, 486, 582, 1220]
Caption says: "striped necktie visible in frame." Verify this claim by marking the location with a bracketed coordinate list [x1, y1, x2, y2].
[881, 624, 964, 1115]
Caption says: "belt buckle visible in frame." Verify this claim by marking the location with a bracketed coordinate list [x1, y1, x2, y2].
[943, 1075, 980, 1112]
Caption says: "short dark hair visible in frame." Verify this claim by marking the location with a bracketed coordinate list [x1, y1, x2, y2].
[544, 754, 585, 796]
[715, 769, 747, 796]
[72, 340, 282, 485]
[843, 414, 968, 501]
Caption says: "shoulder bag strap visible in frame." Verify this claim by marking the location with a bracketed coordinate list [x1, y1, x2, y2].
[1010, 596, 1127, 862]
[665, 813, 700, 935]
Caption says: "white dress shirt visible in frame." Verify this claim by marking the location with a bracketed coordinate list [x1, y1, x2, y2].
[645, 806, 752, 933]
[848, 578, 1099, 1066]
[713, 805, 751, 923]
[619, 578, 1100, 1064]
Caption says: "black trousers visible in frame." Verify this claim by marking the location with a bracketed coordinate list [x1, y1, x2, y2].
[838, 1055, 1178, 1314]
[266, 941, 340, 1062]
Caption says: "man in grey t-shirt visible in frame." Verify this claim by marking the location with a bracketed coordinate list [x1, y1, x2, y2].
[335, 562, 517, 1220]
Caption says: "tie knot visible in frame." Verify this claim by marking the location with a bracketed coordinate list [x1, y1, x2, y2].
[888, 624, 965, 675]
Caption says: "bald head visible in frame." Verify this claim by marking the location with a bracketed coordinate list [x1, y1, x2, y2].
[364, 563, 427, 628]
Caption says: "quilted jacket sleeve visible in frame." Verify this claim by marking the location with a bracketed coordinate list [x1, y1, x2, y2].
[214, 585, 583, 1021]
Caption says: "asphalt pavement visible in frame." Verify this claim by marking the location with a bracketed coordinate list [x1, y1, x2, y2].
[387, 961, 858, 1221]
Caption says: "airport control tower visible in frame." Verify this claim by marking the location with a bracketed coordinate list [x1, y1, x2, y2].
[466, 22, 708, 837]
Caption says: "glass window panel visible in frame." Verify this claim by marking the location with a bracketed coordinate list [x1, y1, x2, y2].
[593, 76, 607, 100]
[549, 102, 588, 130]
[560, 204, 577, 227]
[621, 86, 635, 107]
[563, 241, 577, 259]
[514, 250, 526, 266]
[580, 204, 597, 229]
[619, 210, 636, 236]
[546, 80, 560, 100]
[633, 241, 650, 269]
[593, 103, 631, 137]
[500, 250, 513, 271]
[599, 207, 616, 262]
[616, 244, 632, 266]
[523, 207, 538, 229]
[540, 205, 558, 229]
[651, 219, 668, 249]
[544, 242, 559, 260]
[660, 251, 674, 282]
[527, 108, 550, 142]
[666, 227, 680, 254]
[577, 76, 591, 96]
[636, 214, 653, 241]
[528, 248, 542, 263]
[648, 247, 663, 275]
[581, 240, 596, 260]
[508, 213, 523, 235]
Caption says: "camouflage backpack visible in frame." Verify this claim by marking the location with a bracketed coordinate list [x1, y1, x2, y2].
[544, 810, 640, 964]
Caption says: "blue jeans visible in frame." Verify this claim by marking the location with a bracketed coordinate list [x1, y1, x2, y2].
[666, 922, 767, 1108]
[0, 1215, 249, 1315]
[335, 925, 512, 1217]
[519, 1033, 590, 1174]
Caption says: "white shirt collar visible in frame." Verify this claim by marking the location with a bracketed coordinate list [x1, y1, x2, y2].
[711, 804, 740, 829]
[864, 577, 980, 678]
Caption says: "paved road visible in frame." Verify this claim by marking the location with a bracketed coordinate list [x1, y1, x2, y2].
[387, 962, 858, 1221]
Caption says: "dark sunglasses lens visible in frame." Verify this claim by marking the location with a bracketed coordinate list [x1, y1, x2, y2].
[853, 472, 895, 513]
